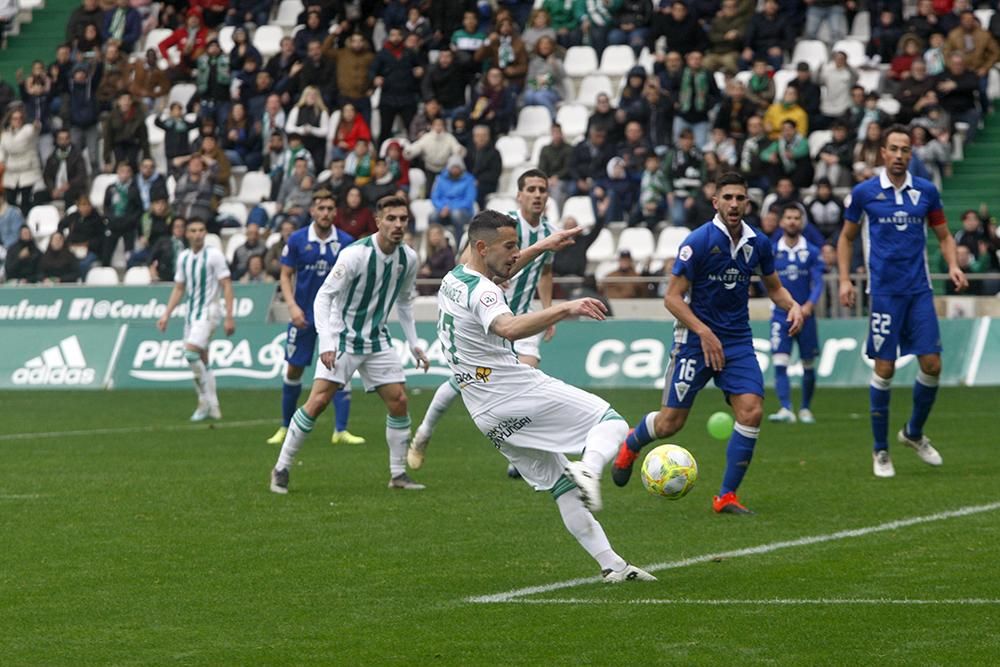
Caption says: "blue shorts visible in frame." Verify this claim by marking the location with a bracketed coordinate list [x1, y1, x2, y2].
[661, 340, 764, 409]
[770, 314, 819, 360]
[285, 323, 317, 368]
[867, 292, 942, 360]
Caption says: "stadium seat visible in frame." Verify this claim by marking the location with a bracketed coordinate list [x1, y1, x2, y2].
[876, 97, 901, 116]
[616, 227, 655, 262]
[253, 26, 284, 58]
[734, 70, 752, 87]
[976, 9, 994, 28]
[218, 26, 235, 53]
[217, 201, 249, 226]
[168, 83, 197, 110]
[598, 45, 636, 77]
[808, 129, 832, 159]
[562, 195, 596, 229]
[236, 171, 272, 204]
[849, 10, 870, 41]
[857, 69, 882, 94]
[145, 114, 165, 145]
[637, 46, 655, 75]
[495, 135, 529, 169]
[275, 0, 305, 27]
[830, 39, 867, 69]
[144, 28, 172, 55]
[655, 226, 690, 260]
[563, 46, 598, 79]
[89, 174, 117, 211]
[555, 104, 589, 139]
[123, 266, 152, 285]
[225, 232, 247, 263]
[266, 233, 283, 248]
[486, 196, 518, 213]
[85, 267, 119, 285]
[772, 69, 798, 102]
[790, 40, 828, 74]
[529, 135, 551, 165]
[27, 205, 59, 239]
[593, 259, 619, 282]
[204, 233, 223, 253]
[713, 71, 727, 93]
[585, 228, 616, 263]
[378, 135, 409, 157]
[513, 106, 552, 138]
[545, 198, 559, 223]
[575, 75, 615, 108]
[408, 167, 427, 199]
[409, 198, 433, 233]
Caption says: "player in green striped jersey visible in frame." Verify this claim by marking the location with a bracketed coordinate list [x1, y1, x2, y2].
[408, 169, 567, 474]
[157, 218, 236, 421]
[270, 196, 431, 494]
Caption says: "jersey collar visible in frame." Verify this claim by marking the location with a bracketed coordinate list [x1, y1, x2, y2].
[777, 235, 806, 254]
[878, 168, 913, 193]
[307, 223, 336, 246]
[712, 215, 757, 259]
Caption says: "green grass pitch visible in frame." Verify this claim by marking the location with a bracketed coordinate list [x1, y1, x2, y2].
[2, 387, 999, 665]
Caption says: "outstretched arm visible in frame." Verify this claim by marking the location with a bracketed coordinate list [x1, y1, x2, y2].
[490, 298, 607, 342]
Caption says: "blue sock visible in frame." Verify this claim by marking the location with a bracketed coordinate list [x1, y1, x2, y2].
[719, 422, 759, 496]
[333, 388, 351, 432]
[625, 412, 657, 453]
[907, 371, 939, 439]
[774, 365, 791, 410]
[802, 366, 816, 410]
[281, 379, 302, 428]
[870, 374, 891, 452]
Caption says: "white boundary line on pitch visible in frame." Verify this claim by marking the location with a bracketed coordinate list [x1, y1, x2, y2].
[501, 598, 1000, 606]
[0, 419, 276, 441]
[467, 501, 1000, 604]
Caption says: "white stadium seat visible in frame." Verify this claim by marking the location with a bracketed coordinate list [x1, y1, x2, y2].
[146, 114, 165, 145]
[808, 129, 832, 159]
[555, 104, 589, 139]
[225, 232, 247, 264]
[616, 227, 655, 262]
[253, 26, 284, 58]
[598, 45, 636, 77]
[655, 227, 690, 260]
[563, 46, 599, 78]
[772, 69, 798, 102]
[27, 205, 60, 239]
[575, 75, 615, 108]
[408, 167, 427, 199]
[409, 198, 434, 233]
[204, 233, 223, 253]
[217, 201, 249, 226]
[123, 266, 152, 285]
[86, 267, 120, 285]
[562, 195, 596, 229]
[513, 106, 552, 138]
[89, 174, 117, 211]
[857, 69, 882, 94]
[167, 83, 197, 109]
[594, 259, 619, 282]
[218, 26, 235, 53]
[790, 40, 828, 74]
[975, 9, 994, 27]
[849, 10, 870, 41]
[495, 135, 529, 169]
[236, 171, 272, 204]
[275, 0, 305, 27]
[486, 196, 518, 213]
[529, 135, 551, 166]
[585, 228, 616, 263]
[144, 28, 172, 55]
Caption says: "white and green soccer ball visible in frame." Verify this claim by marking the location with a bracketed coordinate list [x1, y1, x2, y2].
[640, 444, 698, 500]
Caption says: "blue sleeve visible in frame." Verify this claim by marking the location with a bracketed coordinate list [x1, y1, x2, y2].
[279, 237, 297, 268]
[338, 230, 356, 247]
[844, 184, 864, 224]
[807, 245, 824, 305]
[927, 182, 943, 215]
[803, 223, 825, 248]
[672, 232, 699, 281]
[757, 236, 775, 276]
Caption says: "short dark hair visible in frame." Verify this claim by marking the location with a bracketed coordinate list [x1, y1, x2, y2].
[517, 168, 548, 191]
[882, 123, 911, 147]
[376, 194, 409, 214]
[716, 171, 747, 190]
[186, 217, 206, 227]
[779, 202, 803, 218]
[469, 209, 517, 242]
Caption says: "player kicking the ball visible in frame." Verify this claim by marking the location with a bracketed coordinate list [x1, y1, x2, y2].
[436, 209, 654, 582]
[611, 172, 804, 515]
[270, 195, 430, 494]
[158, 218, 235, 421]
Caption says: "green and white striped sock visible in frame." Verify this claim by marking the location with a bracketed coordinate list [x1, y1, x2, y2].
[386, 414, 412, 477]
[277, 407, 316, 470]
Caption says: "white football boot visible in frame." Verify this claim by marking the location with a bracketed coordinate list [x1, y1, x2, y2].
[602, 563, 657, 583]
[797, 408, 816, 424]
[872, 450, 895, 478]
[564, 461, 603, 513]
[768, 407, 797, 423]
[898, 429, 943, 466]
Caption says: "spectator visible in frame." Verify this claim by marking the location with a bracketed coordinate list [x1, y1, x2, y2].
[283, 85, 330, 172]
[651, 1, 708, 58]
[317, 157, 353, 203]
[193, 39, 231, 124]
[128, 49, 170, 111]
[0, 193, 25, 248]
[408, 97, 443, 141]
[102, 0, 141, 52]
[945, 11, 999, 107]
[702, 127, 737, 167]
[196, 133, 231, 198]
[369, 27, 424, 148]
[739, 114, 772, 190]
[890, 35, 924, 82]
[68, 63, 101, 175]
[135, 157, 167, 211]
[227, 0, 271, 29]
[259, 94, 286, 151]
[384, 140, 410, 193]
[421, 49, 471, 118]
[636, 153, 669, 227]
[788, 61, 821, 122]
[229, 26, 262, 73]
[925, 31, 947, 76]
[5, 225, 41, 283]
[158, 9, 210, 80]
[221, 103, 262, 170]
[944, 244, 989, 295]
[617, 119, 654, 177]
[404, 116, 465, 187]
[867, 9, 903, 65]
[522, 9, 556, 54]
[344, 138, 374, 186]
[552, 215, 606, 279]
[592, 156, 637, 225]
[465, 124, 502, 208]
[149, 216, 187, 281]
[586, 93, 621, 141]
[912, 124, 951, 181]
[42, 129, 88, 206]
[330, 102, 372, 161]
[818, 51, 858, 128]
[704, 0, 748, 73]
[764, 86, 808, 139]
[334, 186, 377, 238]
[609, 0, 653, 57]
[576, 0, 615, 56]
[360, 158, 398, 206]
[173, 155, 216, 224]
[522, 36, 565, 118]
[131, 194, 173, 267]
[103, 92, 149, 171]
[475, 18, 529, 90]
[230, 222, 266, 280]
[673, 50, 719, 148]
[417, 223, 456, 295]
[326, 32, 376, 121]
[602, 250, 646, 299]
[714, 80, 757, 141]
[430, 155, 477, 243]
[293, 11, 328, 59]
[897, 59, 936, 124]
[66, 0, 103, 47]
[744, 58, 776, 108]
[264, 219, 295, 279]
[468, 67, 518, 135]
[239, 254, 273, 283]
[906, 0, 942, 43]
[155, 103, 196, 176]
[536, 123, 571, 205]
[805, 178, 845, 242]
[541, 0, 579, 49]
[570, 125, 616, 197]
[266, 37, 299, 102]
[741, 0, 793, 71]
[0, 107, 41, 214]
[687, 180, 718, 228]
[630, 80, 674, 149]
[291, 39, 337, 108]
[852, 121, 884, 183]
[664, 128, 704, 226]
[74, 22, 103, 58]
[37, 231, 81, 283]
[102, 160, 142, 263]
[761, 120, 812, 189]
[814, 120, 854, 187]
[404, 6, 433, 46]
[58, 194, 103, 273]
[804, 0, 847, 43]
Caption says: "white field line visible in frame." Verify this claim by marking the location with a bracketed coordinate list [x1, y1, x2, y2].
[467, 501, 1000, 604]
[503, 598, 1000, 606]
[0, 418, 276, 441]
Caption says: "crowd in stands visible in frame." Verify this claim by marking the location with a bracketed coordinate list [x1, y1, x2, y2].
[0, 0, 999, 301]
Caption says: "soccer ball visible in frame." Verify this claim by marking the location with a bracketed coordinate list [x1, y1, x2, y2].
[640, 444, 698, 499]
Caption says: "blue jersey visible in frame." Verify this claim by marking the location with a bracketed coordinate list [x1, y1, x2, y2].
[280, 223, 355, 322]
[672, 216, 776, 345]
[844, 170, 946, 296]
[771, 235, 824, 316]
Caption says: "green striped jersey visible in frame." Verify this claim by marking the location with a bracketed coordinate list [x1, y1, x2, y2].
[314, 235, 419, 355]
[503, 210, 556, 315]
[173, 246, 230, 322]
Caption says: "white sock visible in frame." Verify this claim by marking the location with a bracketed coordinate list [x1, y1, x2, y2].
[386, 414, 411, 477]
[417, 379, 460, 436]
[555, 488, 626, 571]
[581, 417, 629, 478]
[277, 407, 316, 471]
[185, 351, 207, 403]
[203, 366, 218, 407]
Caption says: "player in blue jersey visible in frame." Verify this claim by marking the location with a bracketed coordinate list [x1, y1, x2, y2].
[768, 204, 825, 424]
[611, 172, 804, 514]
[837, 125, 967, 478]
[266, 189, 365, 446]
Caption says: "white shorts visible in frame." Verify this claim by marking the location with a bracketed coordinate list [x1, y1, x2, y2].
[513, 330, 544, 361]
[314, 348, 406, 392]
[184, 309, 221, 350]
[471, 377, 619, 491]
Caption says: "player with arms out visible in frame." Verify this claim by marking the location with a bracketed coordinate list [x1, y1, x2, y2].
[157, 218, 235, 421]
[266, 190, 366, 447]
[611, 172, 804, 514]
[409, 168, 559, 473]
[270, 196, 430, 494]
[768, 203, 825, 424]
[437, 209, 654, 582]
[837, 124, 967, 478]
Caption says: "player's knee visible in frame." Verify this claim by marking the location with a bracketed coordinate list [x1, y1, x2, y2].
[919, 355, 941, 377]
[654, 410, 686, 438]
[873, 360, 895, 380]
[735, 404, 763, 427]
[285, 365, 304, 381]
[385, 389, 408, 415]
